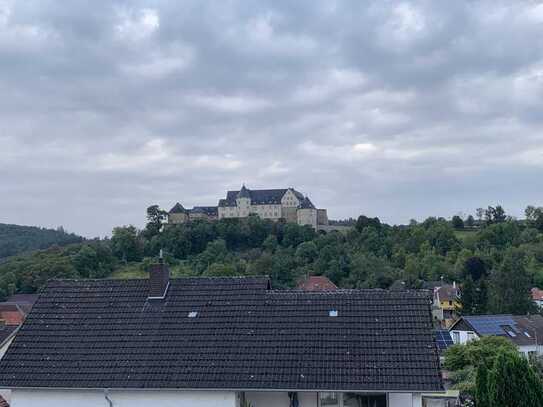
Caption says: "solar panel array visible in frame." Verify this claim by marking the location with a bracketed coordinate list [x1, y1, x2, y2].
[464, 315, 516, 336]
[435, 330, 454, 351]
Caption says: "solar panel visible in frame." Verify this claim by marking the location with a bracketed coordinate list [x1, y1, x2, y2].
[435, 330, 454, 351]
[465, 316, 517, 336]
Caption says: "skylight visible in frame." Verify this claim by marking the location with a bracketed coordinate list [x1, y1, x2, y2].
[329, 310, 338, 317]
[188, 311, 198, 318]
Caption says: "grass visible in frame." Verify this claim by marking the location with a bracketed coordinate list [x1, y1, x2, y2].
[109, 264, 147, 279]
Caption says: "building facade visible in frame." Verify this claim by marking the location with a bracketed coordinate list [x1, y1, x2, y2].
[168, 185, 328, 229]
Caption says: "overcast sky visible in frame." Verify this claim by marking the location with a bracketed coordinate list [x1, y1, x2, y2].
[1, 0, 543, 237]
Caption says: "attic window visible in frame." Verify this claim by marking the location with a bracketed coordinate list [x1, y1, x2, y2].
[188, 311, 198, 318]
[329, 310, 338, 317]
[524, 332, 532, 338]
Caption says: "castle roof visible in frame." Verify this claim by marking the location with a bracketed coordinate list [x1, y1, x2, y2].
[299, 197, 316, 209]
[190, 206, 218, 216]
[237, 185, 251, 199]
[220, 188, 305, 207]
[169, 203, 188, 214]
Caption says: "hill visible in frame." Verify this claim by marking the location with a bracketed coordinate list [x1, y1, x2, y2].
[0, 223, 84, 259]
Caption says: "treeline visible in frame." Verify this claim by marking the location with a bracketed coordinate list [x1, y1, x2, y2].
[1, 205, 543, 316]
[0, 223, 83, 259]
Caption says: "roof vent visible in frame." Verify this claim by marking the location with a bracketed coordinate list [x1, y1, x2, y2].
[148, 257, 170, 300]
[329, 310, 338, 317]
[188, 311, 198, 318]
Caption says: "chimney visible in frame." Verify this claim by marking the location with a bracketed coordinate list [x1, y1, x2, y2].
[148, 254, 170, 299]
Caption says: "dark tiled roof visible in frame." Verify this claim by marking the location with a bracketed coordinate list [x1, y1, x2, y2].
[169, 203, 187, 214]
[0, 278, 442, 392]
[299, 197, 316, 209]
[219, 188, 305, 207]
[6, 294, 38, 305]
[237, 185, 251, 198]
[190, 206, 218, 216]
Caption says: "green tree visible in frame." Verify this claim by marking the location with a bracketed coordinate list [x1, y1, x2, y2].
[144, 205, 166, 238]
[452, 215, 465, 230]
[355, 215, 381, 233]
[111, 226, 143, 262]
[489, 351, 543, 406]
[489, 248, 535, 314]
[465, 215, 475, 228]
[475, 364, 491, 407]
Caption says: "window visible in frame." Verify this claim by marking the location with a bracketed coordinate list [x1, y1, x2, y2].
[452, 331, 460, 344]
[467, 331, 475, 342]
[320, 393, 340, 407]
[319, 393, 386, 407]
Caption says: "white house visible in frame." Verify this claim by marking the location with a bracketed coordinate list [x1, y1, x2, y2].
[0, 262, 443, 407]
[449, 314, 543, 358]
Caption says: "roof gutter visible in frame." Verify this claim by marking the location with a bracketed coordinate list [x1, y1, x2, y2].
[1, 386, 445, 394]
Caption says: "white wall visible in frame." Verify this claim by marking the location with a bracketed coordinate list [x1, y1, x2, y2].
[389, 393, 422, 407]
[245, 391, 317, 407]
[11, 389, 236, 407]
[450, 329, 478, 345]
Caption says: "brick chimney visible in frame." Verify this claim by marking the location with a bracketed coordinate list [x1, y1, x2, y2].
[148, 256, 170, 299]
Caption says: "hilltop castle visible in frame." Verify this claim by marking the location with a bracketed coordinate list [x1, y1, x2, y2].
[168, 186, 328, 229]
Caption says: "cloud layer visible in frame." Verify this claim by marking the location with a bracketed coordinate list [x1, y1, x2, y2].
[1, 0, 542, 236]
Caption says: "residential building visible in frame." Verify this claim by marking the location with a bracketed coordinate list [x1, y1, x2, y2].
[168, 185, 328, 229]
[449, 314, 543, 357]
[0, 263, 443, 407]
[532, 287, 543, 309]
[0, 293, 38, 406]
[431, 283, 461, 328]
[297, 275, 337, 291]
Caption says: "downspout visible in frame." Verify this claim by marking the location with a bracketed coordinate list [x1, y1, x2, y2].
[104, 389, 113, 407]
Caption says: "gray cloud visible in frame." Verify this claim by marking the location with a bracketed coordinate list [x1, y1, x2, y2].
[1, 0, 542, 237]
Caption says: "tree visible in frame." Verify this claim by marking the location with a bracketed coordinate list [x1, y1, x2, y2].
[488, 351, 543, 406]
[111, 226, 143, 262]
[144, 205, 167, 238]
[484, 205, 507, 225]
[475, 364, 491, 407]
[452, 215, 465, 230]
[465, 215, 475, 228]
[475, 208, 484, 223]
[355, 215, 381, 233]
[525, 205, 543, 232]
[489, 248, 535, 314]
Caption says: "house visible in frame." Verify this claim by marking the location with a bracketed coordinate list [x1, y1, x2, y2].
[532, 287, 543, 309]
[296, 275, 337, 291]
[449, 314, 543, 357]
[168, 185, 329, 229]
[0, 294, 37, 326]
[431, 283, 461, 328]
[0, 262, 443, 407]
